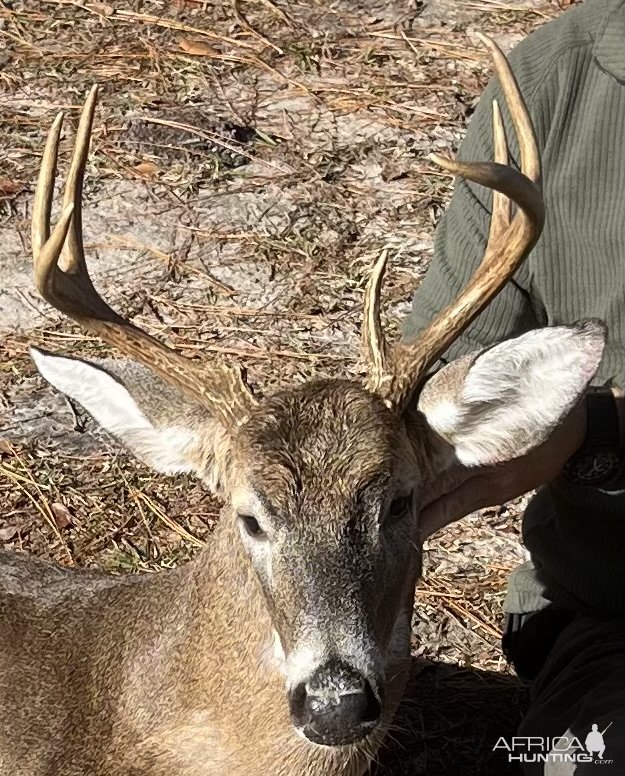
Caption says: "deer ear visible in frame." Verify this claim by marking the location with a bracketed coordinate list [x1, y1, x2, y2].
[30, 348, 230, 490]
[418, 321, 607, 467]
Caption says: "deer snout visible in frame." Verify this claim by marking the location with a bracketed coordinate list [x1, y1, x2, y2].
[289, 659, 383, 746]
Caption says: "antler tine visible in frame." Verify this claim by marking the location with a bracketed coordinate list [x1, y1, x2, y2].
[32, 111, 64, 259]
[476, 32, 540, 183]
[378, 34, 544, 412]
[362, 247, 390, 392]
[489, 99, 512, 242]
[33, 87, 122, 324]
[32, 89, 257, 430]
[60, 85, 98, 277]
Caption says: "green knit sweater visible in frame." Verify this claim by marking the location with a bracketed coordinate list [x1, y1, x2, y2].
[403, 0, 625, 616]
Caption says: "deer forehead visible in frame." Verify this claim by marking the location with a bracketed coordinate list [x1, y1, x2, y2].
[231, 379, 413, 517]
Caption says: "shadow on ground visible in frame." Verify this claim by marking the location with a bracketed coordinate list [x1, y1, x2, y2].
[374, 659, 528, 776]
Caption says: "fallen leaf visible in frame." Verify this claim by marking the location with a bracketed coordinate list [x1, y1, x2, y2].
[134, 161, 159, 177]
[0, 439, 12, 455]
[51, 502, 74, 530]
[0, 179, 21, 197]
[0, 526, 18, 543]
[88, 2, 114, 14]
[179, 38, 217, 56]
[381, 163, 409, 183]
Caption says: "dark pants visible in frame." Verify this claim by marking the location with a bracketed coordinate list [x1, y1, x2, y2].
[506, 613, 625, 775]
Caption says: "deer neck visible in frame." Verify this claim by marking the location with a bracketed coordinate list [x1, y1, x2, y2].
[169, 512, 282, 705]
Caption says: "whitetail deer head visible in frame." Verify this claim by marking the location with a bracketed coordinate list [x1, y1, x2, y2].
[30, 36, 604, 750]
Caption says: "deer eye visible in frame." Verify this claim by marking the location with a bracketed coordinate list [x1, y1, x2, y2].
[238, 514, 266, 540]
[387, 494, 412, 522]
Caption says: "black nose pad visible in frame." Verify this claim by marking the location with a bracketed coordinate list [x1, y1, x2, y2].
[289, 659, 383, 746]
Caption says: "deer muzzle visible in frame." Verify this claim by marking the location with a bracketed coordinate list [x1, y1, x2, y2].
[289, 658, 383, 746]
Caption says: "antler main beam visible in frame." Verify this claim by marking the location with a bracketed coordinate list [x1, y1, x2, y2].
[32, 86, 257, 431]
[364, 34, 544, 412]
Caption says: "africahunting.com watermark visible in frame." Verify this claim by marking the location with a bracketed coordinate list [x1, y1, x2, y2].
[494, 723, 614, 766]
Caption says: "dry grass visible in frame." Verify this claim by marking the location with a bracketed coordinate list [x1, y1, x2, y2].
[1, 0, 572, 772]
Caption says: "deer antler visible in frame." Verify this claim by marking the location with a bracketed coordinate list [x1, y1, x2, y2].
[32, 86, 257, 431]
[364, 33, 544, 411]
[362, 247, 391, 389]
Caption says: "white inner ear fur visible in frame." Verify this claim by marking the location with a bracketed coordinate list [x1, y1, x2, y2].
[419, 323, 606, 468]
[30, 348, 202, 476]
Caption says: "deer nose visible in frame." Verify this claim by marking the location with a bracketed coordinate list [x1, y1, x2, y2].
[289, 659, 383, 745]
